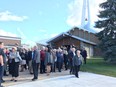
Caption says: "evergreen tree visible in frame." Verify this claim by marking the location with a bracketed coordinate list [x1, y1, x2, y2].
[95, 0, 116, 62]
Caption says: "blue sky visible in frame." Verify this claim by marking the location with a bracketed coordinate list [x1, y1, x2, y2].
[0, 0, 106, 45]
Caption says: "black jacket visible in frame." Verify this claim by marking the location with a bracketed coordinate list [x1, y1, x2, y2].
[28, 51, 32, 61]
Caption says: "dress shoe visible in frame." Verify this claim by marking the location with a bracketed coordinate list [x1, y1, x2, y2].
[10, 79, 14, 81]
[70, 71, 72, 74]
[30, 72, 33, 74]
[76, 76, 79, 78]
[32, 78, 37, 81]
[1, 80, 5, 83]
[14, 80, 17, 82]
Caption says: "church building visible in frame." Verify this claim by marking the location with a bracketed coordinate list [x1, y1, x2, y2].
[47, 0, 100, 57]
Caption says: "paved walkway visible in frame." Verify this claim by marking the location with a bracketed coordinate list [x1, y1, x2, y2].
[3, 70, 70, 87]
[3, 70, 116, 87]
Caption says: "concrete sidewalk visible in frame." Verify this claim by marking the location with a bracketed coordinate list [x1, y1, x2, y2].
[3, 70, 70, 87]
[8, 72, 116, 87]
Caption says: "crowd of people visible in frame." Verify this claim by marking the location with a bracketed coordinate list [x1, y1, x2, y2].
[0, 42, 87, 87]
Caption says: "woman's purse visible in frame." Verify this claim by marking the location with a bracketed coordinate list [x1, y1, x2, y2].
[16, 52, 22, 63]
[20, 59, 26, 65]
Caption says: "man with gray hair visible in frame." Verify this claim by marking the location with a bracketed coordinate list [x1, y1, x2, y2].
[32, 46, 40, 81]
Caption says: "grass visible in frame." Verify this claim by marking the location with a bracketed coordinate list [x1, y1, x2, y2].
[80, 58, 116, 77]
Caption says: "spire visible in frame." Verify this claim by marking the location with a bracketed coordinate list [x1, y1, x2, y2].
[81, 0, 93, 32]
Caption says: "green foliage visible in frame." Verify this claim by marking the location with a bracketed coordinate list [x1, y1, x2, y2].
[95, 0, 116, 62]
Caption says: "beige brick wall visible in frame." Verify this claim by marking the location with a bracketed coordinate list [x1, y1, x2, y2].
[0, 38, 21, 46]
[54, 36, 80, 48]
[68, 28, 99, 44]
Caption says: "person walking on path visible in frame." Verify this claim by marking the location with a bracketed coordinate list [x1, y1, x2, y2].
[73, 50, 83, 78]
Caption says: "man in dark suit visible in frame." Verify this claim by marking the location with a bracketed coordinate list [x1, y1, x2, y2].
[81, 48, 87, 64]
[28, 49, 33, 74]
[0, 42, 5, 87]
[68, 47, 76, 74]
[32, 46, 40, 81]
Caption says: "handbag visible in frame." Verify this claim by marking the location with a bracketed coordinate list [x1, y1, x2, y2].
[20, 59, 26, 65]
[16, 52, 22, 62]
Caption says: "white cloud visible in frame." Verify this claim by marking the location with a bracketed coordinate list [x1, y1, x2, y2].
[44, 33, 49, 37]
[37, 39, 48, 45]
[0, 29, 17, 37]
[37, 33, 58, 45]
[67, 0, 106, 32]
[0, 11, 28, 22]
[16, 28, 37, 46]
[43, 33, 58, 38]
[38, 29, 47, 33]
[51, 33, 58, 38]
[67, 0, 83, 26]
[36, 33, 58, 44]
[17, 28, 27, 39]
[25, 40, 37, 47]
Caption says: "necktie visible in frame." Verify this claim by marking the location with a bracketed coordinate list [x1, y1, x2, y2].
[32, 51, 34, 59]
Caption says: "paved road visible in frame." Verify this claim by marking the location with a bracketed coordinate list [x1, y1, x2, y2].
[2, 70, 116, 87]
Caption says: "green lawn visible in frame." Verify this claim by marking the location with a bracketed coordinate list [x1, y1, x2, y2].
[81, 58, 116, 77]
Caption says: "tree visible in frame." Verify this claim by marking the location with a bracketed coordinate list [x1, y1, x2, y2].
[95, 0, 116, 62]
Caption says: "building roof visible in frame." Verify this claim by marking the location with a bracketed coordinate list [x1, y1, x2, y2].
[47, 32, 65, 43]
[0, 35, 21, 40]
[66, 27, 96, 34]
[47, 27, 97, 45]
[47, 32, 97, 45]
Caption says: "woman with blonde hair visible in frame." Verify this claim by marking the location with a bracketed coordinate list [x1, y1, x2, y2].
[9, 47, 22, 82]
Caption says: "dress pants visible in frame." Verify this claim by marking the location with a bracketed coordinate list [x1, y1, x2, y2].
[0, 66, 3, 87]
[28, 60, 33, 73]
[69, 61, 74, 74]
[74, 65, 80, 78]
[57, 62, 62, 72]
[40, 60, 45, 73]
[84, 57, 86, 64]
[4, 62, 7, 75]
[1, 65, 4, 78]
[52, 62, 56, 72]
[32, 60, 39, 79]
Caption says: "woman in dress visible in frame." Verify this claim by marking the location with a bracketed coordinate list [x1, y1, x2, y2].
[9, 47, 22, 82]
